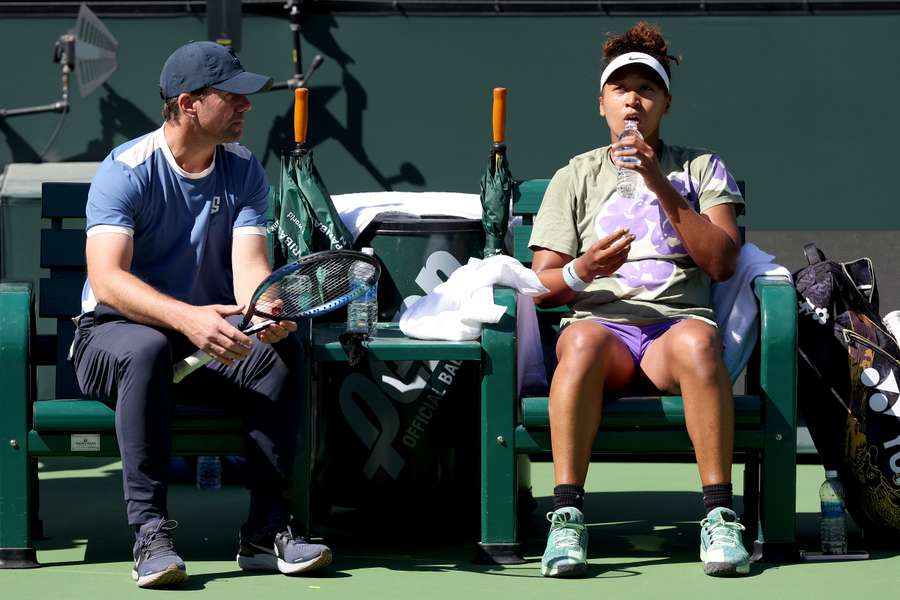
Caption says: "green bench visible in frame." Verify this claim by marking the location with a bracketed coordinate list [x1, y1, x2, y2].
[0, 181, 515, 568]
[476, 179, 799, 564]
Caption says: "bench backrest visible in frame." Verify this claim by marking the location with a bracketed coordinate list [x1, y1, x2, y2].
[39, 183, 90, 398]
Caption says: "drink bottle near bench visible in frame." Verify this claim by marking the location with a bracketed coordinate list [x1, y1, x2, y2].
[347, 247, 378, 336]
[819, 469, 848, 554]
[196, 455, 222, 490]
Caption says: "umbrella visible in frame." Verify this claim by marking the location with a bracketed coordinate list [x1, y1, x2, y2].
[480, 87, 513, 258]
[273, 87, 354, 267]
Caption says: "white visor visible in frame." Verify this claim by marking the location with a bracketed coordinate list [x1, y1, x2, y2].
[600, 52, 670, 91]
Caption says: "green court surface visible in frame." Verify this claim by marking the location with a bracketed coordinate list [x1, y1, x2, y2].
[1, 459, 896, 599]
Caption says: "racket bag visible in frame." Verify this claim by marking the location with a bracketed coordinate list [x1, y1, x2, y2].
[794, 243, 900, 536]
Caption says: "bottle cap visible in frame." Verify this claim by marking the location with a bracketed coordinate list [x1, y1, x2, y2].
[825, 469, 839, 478]
[361, 247, 374, 256]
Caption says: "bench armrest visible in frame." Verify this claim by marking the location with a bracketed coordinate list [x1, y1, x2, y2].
[753, 276, 798, 436]
[0, 282, 33, 403]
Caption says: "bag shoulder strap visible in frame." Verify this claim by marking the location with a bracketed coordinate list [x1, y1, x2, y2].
[804, 243, 826, 265]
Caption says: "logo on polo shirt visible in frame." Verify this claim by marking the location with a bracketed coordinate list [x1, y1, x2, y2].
[211, 196, 221, 215]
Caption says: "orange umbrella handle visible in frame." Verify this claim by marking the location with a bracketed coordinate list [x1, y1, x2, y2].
[492, 87, 507, 145]
[293, 87, 309, 145]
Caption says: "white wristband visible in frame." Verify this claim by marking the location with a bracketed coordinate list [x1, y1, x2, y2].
[562, 259, 591, 292]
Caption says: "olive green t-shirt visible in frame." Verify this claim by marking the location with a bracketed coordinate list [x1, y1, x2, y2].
[529, 142, 744, 326]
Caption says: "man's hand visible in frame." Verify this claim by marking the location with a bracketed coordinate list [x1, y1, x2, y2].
[575, 228, 635, 281]
[178, 304, 252, 366]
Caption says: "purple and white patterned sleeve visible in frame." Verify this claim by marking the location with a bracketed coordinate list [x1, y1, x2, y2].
[696, 154, 745, 216]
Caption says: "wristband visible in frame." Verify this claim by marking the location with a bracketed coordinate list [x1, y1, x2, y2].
[562, 259, 591, 292]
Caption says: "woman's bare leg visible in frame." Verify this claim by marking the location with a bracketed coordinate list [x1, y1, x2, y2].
[550, 320, 636, 486]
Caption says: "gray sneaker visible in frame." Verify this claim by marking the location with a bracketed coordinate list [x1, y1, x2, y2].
[131, 519, 188, 588]
[237, 524, 332, 575]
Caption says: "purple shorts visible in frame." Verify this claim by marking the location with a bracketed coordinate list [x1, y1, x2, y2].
[595, 319, 681, 365]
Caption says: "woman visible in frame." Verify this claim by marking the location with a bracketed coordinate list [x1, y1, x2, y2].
[530, 22, 749, 578]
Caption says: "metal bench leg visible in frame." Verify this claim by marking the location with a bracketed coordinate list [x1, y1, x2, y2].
[475, 307, 523, 564]
[752, 429, 799, 562]
[289, 322, 312, 538]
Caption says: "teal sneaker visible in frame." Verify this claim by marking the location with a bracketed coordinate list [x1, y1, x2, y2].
[700, 507, 750, 577]
[540, 507, 588, 577]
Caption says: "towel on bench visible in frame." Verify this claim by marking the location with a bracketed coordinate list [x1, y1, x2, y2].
[711, 242, 792, 381]
[399, 254, 549, 394]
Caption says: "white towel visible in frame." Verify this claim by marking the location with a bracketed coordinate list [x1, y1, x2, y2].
[331, 191, 482, 241]
[711, 243, 793, 381]
[398, 254, 549, 395]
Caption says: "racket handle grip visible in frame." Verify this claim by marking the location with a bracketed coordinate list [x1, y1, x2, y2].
[492, 87, 507, 144]
[294, 87, 309, 145]
[172, 350, 213, 383]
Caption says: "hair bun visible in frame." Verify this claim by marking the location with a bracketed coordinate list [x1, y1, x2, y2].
[602, 21, 679, 74]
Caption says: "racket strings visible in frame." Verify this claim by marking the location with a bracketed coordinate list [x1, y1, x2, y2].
[254, 257, 375, 318]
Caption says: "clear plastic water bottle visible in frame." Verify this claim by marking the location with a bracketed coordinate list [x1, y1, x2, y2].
[196, 455, 222, 490]
[295, 273, 314, 310]
[347, 247, 378, 336]
[616, 120, 643, 199]
[819, 469, 848, 554]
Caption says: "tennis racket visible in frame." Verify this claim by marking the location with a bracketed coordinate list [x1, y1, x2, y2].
[172, 249, 380, 383]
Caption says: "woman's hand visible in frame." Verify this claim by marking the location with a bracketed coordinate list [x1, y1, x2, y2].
[611, 134, 668, 193]
[575, 228, 636, 281]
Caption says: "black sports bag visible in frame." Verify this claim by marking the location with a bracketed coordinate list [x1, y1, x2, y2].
[794, 243, 900, 535]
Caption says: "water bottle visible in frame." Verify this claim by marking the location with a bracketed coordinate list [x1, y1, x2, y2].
[295, 273, 314, 310]
[819, 469, 848, 554]
[196, 456, 222, 490]
[616, 120, 643, 199]
[347, 247, 378, 336]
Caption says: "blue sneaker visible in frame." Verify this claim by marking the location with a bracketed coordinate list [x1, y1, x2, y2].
[131, 519, 187, 588]
[237, 523, 332, 575]
[540, 507, 588, 577]
[700, 507, 750, 577]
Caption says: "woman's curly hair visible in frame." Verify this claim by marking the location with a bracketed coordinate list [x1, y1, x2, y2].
[602, 21, 680, 81]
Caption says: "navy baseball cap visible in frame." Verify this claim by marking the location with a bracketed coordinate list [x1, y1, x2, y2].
[159, 41, 273, 99]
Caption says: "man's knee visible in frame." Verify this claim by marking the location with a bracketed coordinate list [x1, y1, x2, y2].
[248, 332, 305, 384]
[120, 328, 173, 371]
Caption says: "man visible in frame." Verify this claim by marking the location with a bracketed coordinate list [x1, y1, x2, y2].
[71, 41, 331, 588]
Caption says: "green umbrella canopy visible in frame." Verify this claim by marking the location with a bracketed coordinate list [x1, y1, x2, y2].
[273, 149, 354, 267]
[480, 148, 512, 258]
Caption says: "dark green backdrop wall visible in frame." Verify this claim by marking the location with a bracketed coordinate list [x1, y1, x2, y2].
[2, 14, 898, 230]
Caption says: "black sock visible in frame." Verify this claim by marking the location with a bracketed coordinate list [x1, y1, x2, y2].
[702, 483, 733, 513]
[246, 488, 290, 535]
[553, 484, 585, 511]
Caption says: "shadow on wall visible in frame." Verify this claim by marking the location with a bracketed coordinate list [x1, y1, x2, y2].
[1, 19, 425, 190]
[65, 84, 159, 162]
[0, 83, 158, 164]
[260, 15, 425, 191]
